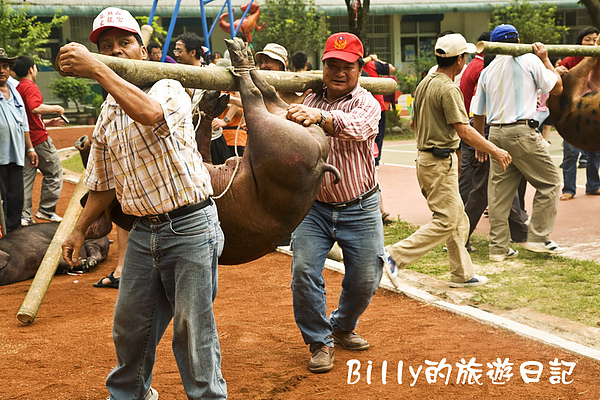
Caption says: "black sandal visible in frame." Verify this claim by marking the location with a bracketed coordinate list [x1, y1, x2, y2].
[93, 271, 120, 289]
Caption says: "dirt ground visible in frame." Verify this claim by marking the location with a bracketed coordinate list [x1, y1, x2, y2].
[1, 127, 599, 399]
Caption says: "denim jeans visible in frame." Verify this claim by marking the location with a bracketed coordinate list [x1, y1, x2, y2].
[562, 141, 600, 195]
[290, 191, 384, 353]
[106, 202, 226, 400]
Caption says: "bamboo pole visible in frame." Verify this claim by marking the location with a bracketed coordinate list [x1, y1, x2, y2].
[476, 41, 600, 57]
[90, 54, 398, 95]
[17, 173, 88, 324]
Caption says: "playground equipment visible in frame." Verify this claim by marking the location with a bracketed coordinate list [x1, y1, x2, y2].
[144, 0, 258, 61]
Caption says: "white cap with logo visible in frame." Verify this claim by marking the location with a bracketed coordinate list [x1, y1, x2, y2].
[434, 33, 476, 58]
[90, 7, 142, 45]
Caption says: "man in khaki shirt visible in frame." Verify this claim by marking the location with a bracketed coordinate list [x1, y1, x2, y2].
[383, 34, 511, 288]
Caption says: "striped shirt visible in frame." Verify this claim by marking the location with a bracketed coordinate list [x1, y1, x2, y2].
[304, 84, 380, 203]
[84, 79, 212, 217]
[471, 54, 557, 124]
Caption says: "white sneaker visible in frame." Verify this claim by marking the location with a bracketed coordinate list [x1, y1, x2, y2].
[382, 249, 401, 288]
[450, 274, 489, 288]
[144, 387, 159, 400]
[35, 212, 62, 222]
[21, 217, 35, 226]
[523, 240, 565, 254]
[489, 248, 518, 262]
[106, 388, 158, 400]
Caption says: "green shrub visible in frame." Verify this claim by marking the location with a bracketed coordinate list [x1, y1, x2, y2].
[50, 77, 91, 113]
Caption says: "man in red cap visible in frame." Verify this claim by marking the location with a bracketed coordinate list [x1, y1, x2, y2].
[286, 32, 383, 373]
[58, 7, 226, 400]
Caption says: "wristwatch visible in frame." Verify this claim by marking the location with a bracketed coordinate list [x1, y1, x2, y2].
[223, 116, 231, 123]
[319, 110, 329, 128]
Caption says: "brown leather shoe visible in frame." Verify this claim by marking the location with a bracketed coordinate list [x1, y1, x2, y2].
[559, 193, 575, 201]
[308, 344, 334, 373]
[331, 330, 370, 350]
[585, 189, 600, 195]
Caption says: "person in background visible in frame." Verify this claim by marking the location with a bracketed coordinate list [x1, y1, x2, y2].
[471, 24, 565, 258]
[208, 51, 223, 67]
[255, 43, 288, 71]
[0, 48, 37, 233]
[146, 42, 177, 63]
[290, 50, 312, 72]
[13, 55, 66, 226]
[175, 32, 229, 164]
[458, 31, 529, 252]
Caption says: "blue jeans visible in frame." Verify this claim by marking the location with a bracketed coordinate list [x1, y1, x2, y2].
[290, 192, 384, 353]
[562, 141, 600, 195]
[106, 202, 226, 400]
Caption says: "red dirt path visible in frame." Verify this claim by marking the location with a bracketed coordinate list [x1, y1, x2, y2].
[0, 127, 598, 399]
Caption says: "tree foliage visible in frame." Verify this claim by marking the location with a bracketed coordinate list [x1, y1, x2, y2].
[135, 16, 169, 46]
[50, 77, 91, 113]
[253, 0, 329, 56]
[0, 0, 67, 65]
[490, 0, 568, 44]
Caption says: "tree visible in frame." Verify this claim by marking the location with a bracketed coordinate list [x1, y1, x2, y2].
[490, 0, 568, 44]
[345, 0, 370, 52]
[253, 0, 328, 56]
[0, 0, 67, 65]
[50, 77, 91, 113]
[580, 0, 600, 29]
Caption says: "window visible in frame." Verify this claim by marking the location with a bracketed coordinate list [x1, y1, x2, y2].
[558, 9, 594, 44]
[328, 15, 392, 62]
[400, 15, 441, 62]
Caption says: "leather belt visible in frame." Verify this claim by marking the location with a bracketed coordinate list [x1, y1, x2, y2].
[490, 120, 528, 127]
[421, 148, 456, 153]
[143, 198, 212, 224]
[316, 185, 379, 209]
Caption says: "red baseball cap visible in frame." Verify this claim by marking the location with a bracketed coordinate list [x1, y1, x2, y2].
[322, 32, 364, 63]
[89, 7, 142, 45]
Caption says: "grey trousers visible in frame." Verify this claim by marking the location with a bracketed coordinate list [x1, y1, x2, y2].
[22, 137, 63, 218]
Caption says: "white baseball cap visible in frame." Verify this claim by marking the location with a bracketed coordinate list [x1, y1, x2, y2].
[255, 43, 288, 70]
[434, 33, 476, 58]
[90, 7, 142, 45]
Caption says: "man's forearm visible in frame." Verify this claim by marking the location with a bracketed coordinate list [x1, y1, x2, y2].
[74, 189, 116, 234]
[32, 104, 63, 115]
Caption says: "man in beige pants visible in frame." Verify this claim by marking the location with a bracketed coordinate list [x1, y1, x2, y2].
[383, 33, 511, 288]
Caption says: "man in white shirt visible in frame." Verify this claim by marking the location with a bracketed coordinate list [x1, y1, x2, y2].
[471, 24, 565, 260]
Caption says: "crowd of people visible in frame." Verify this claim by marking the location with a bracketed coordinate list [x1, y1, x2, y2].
[2, 5, 598, 397]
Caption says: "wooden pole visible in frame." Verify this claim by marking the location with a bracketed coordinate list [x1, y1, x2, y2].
[476, 41, 600, 57]
[91, 54, 398, 95]
[16, 173, 88, 324]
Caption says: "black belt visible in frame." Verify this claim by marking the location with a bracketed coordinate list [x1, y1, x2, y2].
[421, 148, 456, 153]
[316, 185, 379, 209]
[143, 198, 212, 224]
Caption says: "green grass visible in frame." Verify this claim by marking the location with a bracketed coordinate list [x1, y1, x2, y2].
[384, 220, 600, 328]
[61, 153, 84, 174]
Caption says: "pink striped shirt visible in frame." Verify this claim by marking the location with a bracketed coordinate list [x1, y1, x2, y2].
[304, 85, 380, 203]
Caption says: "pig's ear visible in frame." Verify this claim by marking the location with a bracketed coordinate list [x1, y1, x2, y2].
[0, 251, 9, 271]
